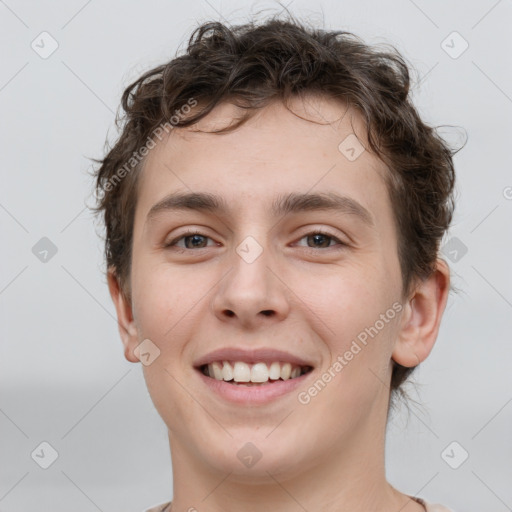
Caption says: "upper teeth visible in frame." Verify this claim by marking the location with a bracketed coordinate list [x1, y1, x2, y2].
[206, 361, 305, 383]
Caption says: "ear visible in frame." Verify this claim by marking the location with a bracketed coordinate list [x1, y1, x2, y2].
[392, 258, 451, 367]
[107, 267, 140, 363]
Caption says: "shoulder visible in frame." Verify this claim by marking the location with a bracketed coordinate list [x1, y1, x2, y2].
[426, 506, 455, 512]
[143, 501, 172, 512]
[417, 497, 456, 512]
[143, 499, 457, 512]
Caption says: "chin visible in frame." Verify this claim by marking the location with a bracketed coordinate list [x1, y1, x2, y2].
[194, 432, 307, 480]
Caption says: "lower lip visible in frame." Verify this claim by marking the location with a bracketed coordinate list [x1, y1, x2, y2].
[196, 369, 312, 405]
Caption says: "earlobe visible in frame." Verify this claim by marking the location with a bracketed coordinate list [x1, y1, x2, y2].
[392, 259, 451, 368]
[107, 268, 140, 363]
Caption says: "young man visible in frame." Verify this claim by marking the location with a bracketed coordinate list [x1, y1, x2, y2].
[93, 15, 457, 512]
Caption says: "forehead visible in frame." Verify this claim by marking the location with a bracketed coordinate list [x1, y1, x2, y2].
[135, 95, 391, 225]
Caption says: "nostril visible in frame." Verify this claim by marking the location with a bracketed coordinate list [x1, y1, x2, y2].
[224, 310, 235, 317]
[261, 310, 274, 317]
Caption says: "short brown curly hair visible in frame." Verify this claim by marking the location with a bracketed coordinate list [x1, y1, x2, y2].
[92, 13, 460, 404]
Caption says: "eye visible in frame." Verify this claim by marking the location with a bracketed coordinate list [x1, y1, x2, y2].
[163, 229, 347, 251]
[295, 230, 346, 249]
[164, 230, 217, 250]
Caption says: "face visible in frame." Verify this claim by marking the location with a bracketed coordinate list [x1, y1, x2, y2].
[116, 95, 411, 480]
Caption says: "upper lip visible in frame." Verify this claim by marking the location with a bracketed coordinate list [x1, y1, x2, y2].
[193, 347, 315, 368]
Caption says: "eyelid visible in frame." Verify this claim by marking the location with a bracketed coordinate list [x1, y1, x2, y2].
[164, 228, 216, 249]
[293, 223, 348, 241]
[292, 229, 347, 249]
[164, 227, 348, 251]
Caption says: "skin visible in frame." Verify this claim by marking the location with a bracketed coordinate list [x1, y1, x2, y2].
[108, 94, 450, 512]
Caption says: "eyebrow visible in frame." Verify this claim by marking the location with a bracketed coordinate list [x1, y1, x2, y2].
[146, 191, 374, 227]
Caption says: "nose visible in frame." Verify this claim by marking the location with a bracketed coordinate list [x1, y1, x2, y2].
[211, 239, 291, 329]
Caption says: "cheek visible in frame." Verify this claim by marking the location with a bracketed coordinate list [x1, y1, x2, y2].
[292, 262, 399, 366]
[296, 271, 401, 428]
[130, 261, 204, 351]
[141, 364, 200, 439]
[301, 261, 384, 321]
[131, 262, 207, 428]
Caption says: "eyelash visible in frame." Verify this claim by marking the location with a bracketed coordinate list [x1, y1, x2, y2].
[164, 229, 347, 252]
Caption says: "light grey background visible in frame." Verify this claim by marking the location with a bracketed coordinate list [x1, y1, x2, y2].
[1, 0, 511, 511]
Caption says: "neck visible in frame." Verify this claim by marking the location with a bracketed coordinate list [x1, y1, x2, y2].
[166, 400, 421, 512]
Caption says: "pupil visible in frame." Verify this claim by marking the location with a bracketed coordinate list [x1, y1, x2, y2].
[310, 234, 329, 248]
[184, 234, 330, 249]
[187, 235, 205, 248]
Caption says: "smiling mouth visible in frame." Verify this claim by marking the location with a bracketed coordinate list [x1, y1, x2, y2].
[199, 361, 314, 385]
